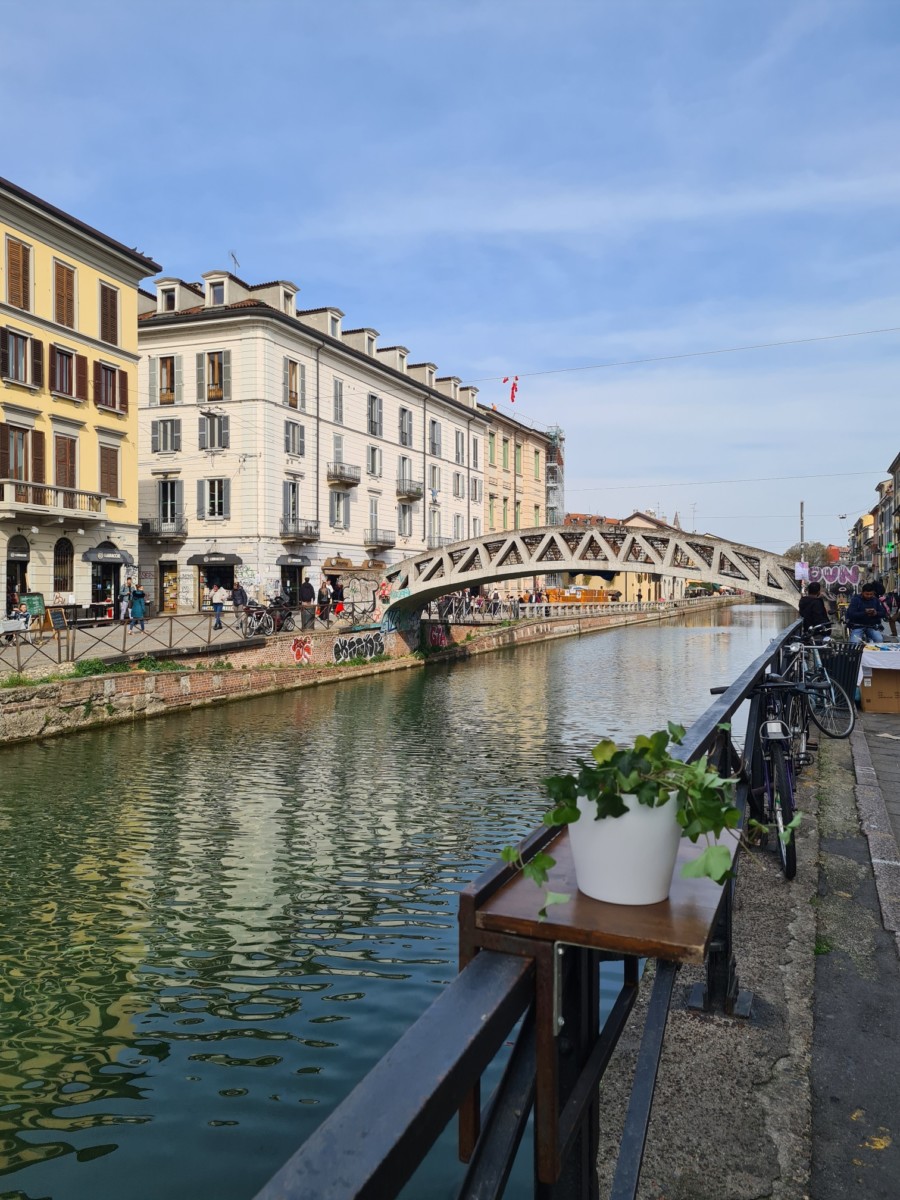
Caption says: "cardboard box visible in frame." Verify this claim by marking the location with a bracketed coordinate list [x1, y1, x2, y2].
[860, 668, 900, 714]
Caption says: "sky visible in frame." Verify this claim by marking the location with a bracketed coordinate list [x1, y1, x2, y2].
[3, 0, 899, 555]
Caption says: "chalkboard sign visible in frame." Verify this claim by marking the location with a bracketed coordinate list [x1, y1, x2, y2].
[48, 607, 67, 631]
[21, 593, 45, 619]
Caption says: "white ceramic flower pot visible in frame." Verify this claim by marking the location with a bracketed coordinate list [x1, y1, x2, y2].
[569, 793, 681, 905]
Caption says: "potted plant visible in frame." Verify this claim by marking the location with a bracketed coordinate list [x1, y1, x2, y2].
[503, 722, 742, 910]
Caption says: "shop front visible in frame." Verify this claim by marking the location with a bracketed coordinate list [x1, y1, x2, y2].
[158, 561, 179, 613]
[5, 535, 30, 612]
[82, 543, 136, 619]
[276, 554, 311, 606]
[186, 553, 243, 610]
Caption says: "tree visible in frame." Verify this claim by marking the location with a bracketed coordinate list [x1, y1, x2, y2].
[783, 541, 830, 566]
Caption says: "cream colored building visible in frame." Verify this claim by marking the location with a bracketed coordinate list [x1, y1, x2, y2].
[0, 176, 159, 612]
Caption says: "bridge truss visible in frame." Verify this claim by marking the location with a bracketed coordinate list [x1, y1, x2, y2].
[384, 525, 801, 609]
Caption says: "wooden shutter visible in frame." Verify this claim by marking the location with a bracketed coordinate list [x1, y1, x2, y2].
[0, 424, 7, 478]
[100, 284, 118, 344]
[31, 429, 45, 484]
[55, 435, 76, 489]
[221, 415, 230, 448]
[284, 420, 291, 453]
[31, 339, 43, 389]
[49, 345, 58, 392]
[118, 369, 128, 413]
[173, 419, 182, 451]
[222, 478, 230, 520]
[329, 490, 337, 526]
[148, 357, 158, 407]
[196, 352, 205, 401]
[55, 263, 74, 327]
[75, 355, 88, 401]
[93, 361, 102, 407]
[99, 446, 118, 497]
[196, 479, 206, 520]
[283, 480, 291, 519]
[377, 396, 383, 437]
[298, 424, 305, 456]
[150, 420, 159, 453]
[7, 240, 29, 311]
[222, 350, 231, 401]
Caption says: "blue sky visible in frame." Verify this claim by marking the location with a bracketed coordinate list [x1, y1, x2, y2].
[4, 0, 900, 553]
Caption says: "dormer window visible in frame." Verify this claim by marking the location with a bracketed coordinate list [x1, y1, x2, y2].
[210, 281, 224, 306]
[366, 335, 375, 355]
[162, 288, 175, 311]
[283, 290, 293, 314]
[330, 314, 340, 337]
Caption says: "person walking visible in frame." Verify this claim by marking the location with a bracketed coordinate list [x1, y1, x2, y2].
[210, 582, 229, 630]
[299, 577, 316, 628]
[882, 586, 900, 639]
[316, 579, 332, 625]
[846, 583, 886, 644]
[231, 580, 248, 634]
[798, 581, 830, 633]
[119, 577, 133, 624]
[128, 584, 147, 634]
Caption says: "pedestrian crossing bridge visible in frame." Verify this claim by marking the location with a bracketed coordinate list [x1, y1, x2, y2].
[383, 524, 801, 610]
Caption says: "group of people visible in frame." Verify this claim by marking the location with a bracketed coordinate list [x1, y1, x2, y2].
[118, 578, 149, 633]
[799, 578, 900, 644]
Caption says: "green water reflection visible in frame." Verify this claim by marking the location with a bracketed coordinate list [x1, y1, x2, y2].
[0, 605, 791, 1199]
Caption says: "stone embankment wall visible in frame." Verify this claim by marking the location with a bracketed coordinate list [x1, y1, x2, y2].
[0, 598, 738, 746]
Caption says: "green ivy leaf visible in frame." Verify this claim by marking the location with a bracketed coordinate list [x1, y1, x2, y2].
[681, 844, 733, 883]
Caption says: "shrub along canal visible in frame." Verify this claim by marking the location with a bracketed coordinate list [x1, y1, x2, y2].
[0, 603, 792, 1200]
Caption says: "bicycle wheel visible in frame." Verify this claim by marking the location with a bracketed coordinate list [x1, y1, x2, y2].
[807, 676, 855, 739]
[281, 613, 295, 632]
[261, 612, 275, 636]
[769, 742, 797, 880]
[786, 694, 809, 769]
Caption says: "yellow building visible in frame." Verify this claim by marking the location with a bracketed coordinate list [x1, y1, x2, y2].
[0, 177, 159, 614]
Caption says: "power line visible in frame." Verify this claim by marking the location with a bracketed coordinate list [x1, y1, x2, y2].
[469, 324, 900, 383]
[567, 468, 882, 494]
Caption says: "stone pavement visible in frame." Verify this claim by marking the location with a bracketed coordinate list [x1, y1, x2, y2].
[594, 711, 900, 1199]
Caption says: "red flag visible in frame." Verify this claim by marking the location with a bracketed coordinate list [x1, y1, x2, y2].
[502, 375, 518, 403]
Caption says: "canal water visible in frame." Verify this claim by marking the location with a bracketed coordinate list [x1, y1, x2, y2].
[0, 604, 791, 1200]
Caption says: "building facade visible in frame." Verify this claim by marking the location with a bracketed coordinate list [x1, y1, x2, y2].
[137, 275, 487, 610]
[0, 177, 159, 613]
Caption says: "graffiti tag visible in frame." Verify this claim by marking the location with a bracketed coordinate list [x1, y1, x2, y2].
[381, 609, 420, 634]
[428, 624, 449, 648]
[290, 636, 313, 664]
[333, 632, 386, 663]
[809, 564, 862, 586]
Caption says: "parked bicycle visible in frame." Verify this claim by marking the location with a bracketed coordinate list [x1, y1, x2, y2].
[780, 622, 855, 742]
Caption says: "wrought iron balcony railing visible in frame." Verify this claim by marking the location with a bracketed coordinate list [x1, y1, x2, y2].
[363, 528, 396, 549]
[395, 476, 424, 500]
[280, 518, 321, 541]
[426, 535, 453, 550]
[326, 462, 362, 486]
[140, 515, 188, 537]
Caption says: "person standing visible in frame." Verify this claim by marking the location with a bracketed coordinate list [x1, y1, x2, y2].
[798, 582, 830, 633]
[209, 582, 228, 630]
[128, 584, 147, 634]
[119, 577, 134, 624]
[316, 579, 332, 625]
[636, 590, 643, 605]
[881, 586, 900, 639]
[332, 578, 345, 617]
[299, 577, 316, 628]
[231, 580, 248, 634]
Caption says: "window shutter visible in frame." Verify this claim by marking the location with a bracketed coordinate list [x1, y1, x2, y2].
[196, 352, 205, 401]
[0, 329, 7, 378]
[100, 284, 118, 344]
[283, 480, 291, 519]
[299, 363, 306, 408]
[174, 479, 184, 520]
[0, 424, 7, 477]
[173, 419, 182, 451]
[329, 490, 337, 526]
[55, 435, 69, 487]
[283, 357, 290, 405]
[222, 350, 231, 401]
[75, 355, 88, 401]
[93, 361, 102, 407]
[174, 355, 183, 404]
[198, 417, 207, 450]
[64, 264, 74, 327]
[55, 263, 75, 326]
[222, 478, 231, 520]
[148, 357, 158, 407]
[221, 415, 230, 448]
[196, 479, 206, 519]
[151, 420, 160, 453]
[118, 369, 128, 413]
[31, 339, 43, 388]
[49, 345, 57, 391]
[31, 430, 45, 483]
[377, 395, 383, 437]
[376, 447, 382, 475]
[7, 241, 29, 310]
[284, 420, 291, 453]
[299, 424, 305, 456]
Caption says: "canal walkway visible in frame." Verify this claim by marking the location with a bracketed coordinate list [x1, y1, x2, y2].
[595, 712, 900, 1199]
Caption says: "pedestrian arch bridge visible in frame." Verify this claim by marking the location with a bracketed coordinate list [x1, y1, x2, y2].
[383, 524, 800, 610]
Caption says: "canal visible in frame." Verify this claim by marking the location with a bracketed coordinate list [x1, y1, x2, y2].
[0, 604, 792, 1200]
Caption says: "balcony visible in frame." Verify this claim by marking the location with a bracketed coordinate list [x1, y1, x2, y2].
[396, 476, 424, 501]
[427, 535, 454, 550]
[280, 517, 320, 542]
[326, 462, 362, 487]
[364, 528, 396, 550]
[140, 515, 188, 539]
[0, 479, 106, 522]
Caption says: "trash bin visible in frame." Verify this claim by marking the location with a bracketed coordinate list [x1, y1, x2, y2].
[819, 642, 864, 698]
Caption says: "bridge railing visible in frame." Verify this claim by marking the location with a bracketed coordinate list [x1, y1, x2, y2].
[421, 595, 730, 625]
[250, 620, 800, 1200]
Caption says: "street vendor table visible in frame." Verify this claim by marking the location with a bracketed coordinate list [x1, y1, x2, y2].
[858, 646, 900, 714]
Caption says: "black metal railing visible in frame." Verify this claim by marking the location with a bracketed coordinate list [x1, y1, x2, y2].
[396, 476, 424, 500]
[280, 517, 320, 541]
[326, 462, 362, 486]
[250, 620, 801, 1200]
[140, 515, 188, 537]
[363, 528, 396, 548]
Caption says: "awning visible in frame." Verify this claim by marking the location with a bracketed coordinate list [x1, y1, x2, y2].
[276, 554, 311, 567]
[6, 535, 29, 562]
[186, 553, 243, 566]
[82, 547, 135, 566]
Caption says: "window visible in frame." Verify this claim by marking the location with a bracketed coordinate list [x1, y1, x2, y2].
[7, 426, 29, 481]
[196, 350, 230, 402]
[329, 489, 348, 527]
[53, 537, 74, 593]
[92, 362, 127, 412]
[473, 517, 481, 537]
[502, 497, 509, 529]
[534, 504, 541, 526]
[367, 393, 383, 437]
[472, 438, 479, 469]
[398, 455, 412, 483]
[369, 496, 379, 529]
[201, 478, 228, 518]
[502, 438, 510, 469]
[199, 414, 229, 450]
[398, 502, 413, 537]
[366, 334, 375, 355]
[51, 347, 73, 396]
[6, 238, 30, 311]
[285, 420, 305, 456]
[333, 378, 344, 423]
[55, 434, 76, 492]
[488, 432, 496, 466]
[99, 283, 118, 345]
[159, 479, 183, 525]
[455, 430, 465, 464]
[160, 355, 176, 404]
[515, 443, 522, 475]
[330, 314, 340, 337]
[453, 514, 464, 539]
[55, 262, 75, 328]
[429, 419, 441, 457]
[367, 445, 382, 476]
[453, 471, 464, 498]
[151, 418, 182, 453]
[99, 365, 117, 408]
[399, 407, 413, 446]
[515, 500, 521, 529]
[333, 432, 343, 462]
[534, 449, 541, 480]
[210, 281, 224, 305]
[283, 290, 293, 314]
[489, 496, 495, 527]
[429, 508, 441, 541]
[162, 288, 176, 311]
[284, 358, 305, 409]
[283, 479, 300, 522]
[428, 464, 441, 492]
[207, 351, 224, 400]
[470, 477, 482, 502]
[99, 445, 119, 498]
[4, 330, 29, 383]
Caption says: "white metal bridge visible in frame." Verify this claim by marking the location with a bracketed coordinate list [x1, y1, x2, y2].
[383, 524, 801, 610]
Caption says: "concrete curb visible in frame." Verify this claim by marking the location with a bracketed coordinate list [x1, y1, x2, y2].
[850, 725, 900, 947]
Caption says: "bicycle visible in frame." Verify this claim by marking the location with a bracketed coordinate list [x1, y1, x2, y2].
[781, 623, 855, 741]
[243, 606, 275, 637]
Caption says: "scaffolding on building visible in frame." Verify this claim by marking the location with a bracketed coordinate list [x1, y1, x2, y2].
[544, 425, 565, 586]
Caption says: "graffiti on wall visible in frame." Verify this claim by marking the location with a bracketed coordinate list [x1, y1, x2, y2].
[290, 636, 313, 664]
[427, 623, 450, 649]
[333, 632, 385, 663]
[178, 569, 195, 608]
[808, 564, 862, 587]
[381, 608, 420, 634]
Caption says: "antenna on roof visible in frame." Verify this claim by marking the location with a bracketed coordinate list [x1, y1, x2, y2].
[229, 250, 240, 273]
